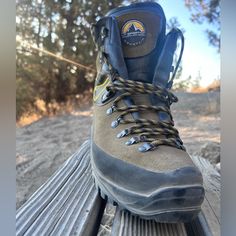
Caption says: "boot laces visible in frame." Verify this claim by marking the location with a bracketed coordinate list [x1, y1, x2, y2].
[92, 24, 185, 152]
[106, 74, 186, 152]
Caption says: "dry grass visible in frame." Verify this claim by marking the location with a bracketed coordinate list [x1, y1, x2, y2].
[17, 92, 92, 127]
[190, 87, 209, 93]
[190, 79, 220, 93]
[17, 84, 220, 127]
[17, 113, 43, 127]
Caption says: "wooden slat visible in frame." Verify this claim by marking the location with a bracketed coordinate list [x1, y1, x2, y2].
[16, 140, 106, 236]
[16, 140, 220, 236]
[189, 155, 221, 236]
[111, 208, 187, 236]
[185, 212, 214, 236]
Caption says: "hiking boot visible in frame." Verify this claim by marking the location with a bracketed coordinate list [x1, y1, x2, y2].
[90, 2, 204, 222]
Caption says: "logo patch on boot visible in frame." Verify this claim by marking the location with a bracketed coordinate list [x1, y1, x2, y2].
[121, 20, 146, 46]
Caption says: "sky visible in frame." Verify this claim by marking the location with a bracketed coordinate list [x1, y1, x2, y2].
[17, 0, 220, 87]
[158, 0, 220, 87]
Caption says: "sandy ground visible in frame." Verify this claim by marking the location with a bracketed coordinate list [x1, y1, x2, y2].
[16, 91, 220, 233]
[16, 110, 93, 209]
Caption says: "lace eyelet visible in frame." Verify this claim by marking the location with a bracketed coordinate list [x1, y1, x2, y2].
[138, 143, 154, 152]
[111, 117, 122, 128]
[100, 27, 108, 41]
[116, 129, 129, 138]
[125, 136, 140, 146]
[175, 139, 185, 150]
[106, 105, 116, 115]
[101, 89, 114, 103]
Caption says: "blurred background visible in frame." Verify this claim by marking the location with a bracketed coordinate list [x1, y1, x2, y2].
[16, 0, 220, 126]
[16, 1, 220, 231]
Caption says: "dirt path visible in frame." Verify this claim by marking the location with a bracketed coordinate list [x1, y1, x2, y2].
[16, 92, 220, 210]
[172, 92, 220, 154]
[16, 110, 93, 209]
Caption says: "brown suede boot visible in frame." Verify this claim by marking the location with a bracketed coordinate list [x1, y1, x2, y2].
[90, 2, 204, 222]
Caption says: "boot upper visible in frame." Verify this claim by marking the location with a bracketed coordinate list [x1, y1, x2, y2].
[91, 2, 197, 173]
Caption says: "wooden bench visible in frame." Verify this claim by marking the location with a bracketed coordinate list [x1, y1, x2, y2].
[16, 140, 220, 236]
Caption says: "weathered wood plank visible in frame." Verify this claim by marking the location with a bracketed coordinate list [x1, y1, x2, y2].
[111, 208, 188, 236]
[16, 140, 106, 236]
[16, 140, 220, 236]
[190, 155, 221, 236]
[185, 212, 214, 236]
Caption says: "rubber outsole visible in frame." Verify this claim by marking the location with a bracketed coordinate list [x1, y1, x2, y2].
[91, 153, 204, 223]
[94, 179, 202, 223]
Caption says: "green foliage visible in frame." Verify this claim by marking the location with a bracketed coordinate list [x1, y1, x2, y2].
[167, 17, 185, 34]
[173, 75, 192, 91]
[16, 0, 124, 120]
[185, 0, 220, 51]
[17, 1, 217, 120]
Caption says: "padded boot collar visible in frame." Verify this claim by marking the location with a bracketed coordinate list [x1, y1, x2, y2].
[91, 16, 129, 79]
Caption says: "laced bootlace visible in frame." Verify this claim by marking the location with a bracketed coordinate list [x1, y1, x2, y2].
[105, 75, 186, 152]
[92, 23, 185, 152]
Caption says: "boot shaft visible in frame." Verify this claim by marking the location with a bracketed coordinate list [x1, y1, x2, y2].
[91, 2, 183, 88]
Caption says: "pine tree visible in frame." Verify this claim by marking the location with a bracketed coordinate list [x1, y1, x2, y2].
[16, 0, 124, 119]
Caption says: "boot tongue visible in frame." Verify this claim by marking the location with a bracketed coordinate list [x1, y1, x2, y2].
[108, 2, 166, 83]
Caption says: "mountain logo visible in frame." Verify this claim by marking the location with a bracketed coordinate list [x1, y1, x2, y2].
[121, 20, 146, 46]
